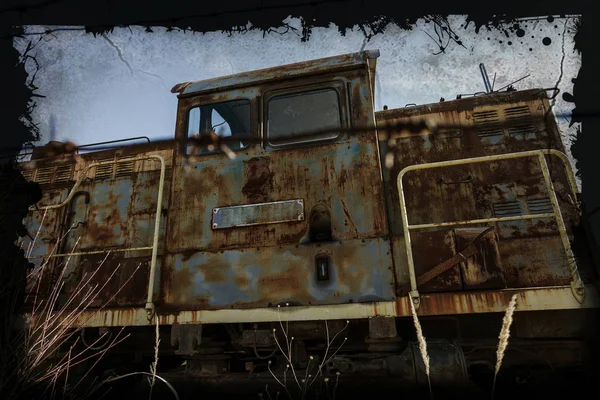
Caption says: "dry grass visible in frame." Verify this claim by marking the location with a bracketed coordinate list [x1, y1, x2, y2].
[264, 304, 348, 400]
[491, 294, 518, 400]
[409, 296, 432, 400]
[148, 315, 160, 399]
[1, 221, 141, 400]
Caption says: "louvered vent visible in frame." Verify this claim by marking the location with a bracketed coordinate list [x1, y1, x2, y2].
[21, 169, 34, 181]
[94, 158, 136, 180]
[508, 124, 535, 139]
[474, 109, 502, 140]
[527, 198, 554, 215]
[504, 105, 530, 119]
[477, 128, 504, 138]
[473, 110, 499, 124]
[25, 163, 74, 185]
[115, 160, 135, 177]
[94, 161, 114, 180]
[474, 104, 537, 143]
[54, 164, 74, 184]
[35, 166, 54, 184]
[493, 200, 523, 217]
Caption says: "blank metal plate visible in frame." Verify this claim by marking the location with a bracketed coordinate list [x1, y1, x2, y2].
[211, 199, 305, 229]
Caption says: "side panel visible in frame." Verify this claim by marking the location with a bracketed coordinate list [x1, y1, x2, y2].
[29, 153, 173, 310]
[377, 92, 586, 292]
[160, 238, 394, 310]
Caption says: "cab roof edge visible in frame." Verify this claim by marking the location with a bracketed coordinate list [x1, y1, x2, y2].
[170, 49, 381, 96]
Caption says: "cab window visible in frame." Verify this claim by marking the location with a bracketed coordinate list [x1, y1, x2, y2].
[267, 88, 342, 146]
[186, 99, 251, 155]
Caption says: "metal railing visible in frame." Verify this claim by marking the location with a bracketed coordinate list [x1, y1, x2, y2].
[27, 154, 167, 320]
[397, 149, 585, 309]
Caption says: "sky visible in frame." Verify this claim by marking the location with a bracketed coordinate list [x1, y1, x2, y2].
[13, 15, 581, 181]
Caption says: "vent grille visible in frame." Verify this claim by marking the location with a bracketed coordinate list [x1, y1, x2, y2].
[473, 110, 499, 124]
[54, 164, 74, 184]
[35, 166, 55, 185]
[473, 103, 537, 143]
[94, 158, 137, 180]
[22, 163, 75, 185]
[493, 201, 523, 217]
[94, 161, 114, 180]
[527, 198, 554, 215]
[508, 124, 536, 139]
[115, 160, 135, 177]
[477, 128, 504, 138]
[504, 105, 531, 119]
[21, 169, 34, 181]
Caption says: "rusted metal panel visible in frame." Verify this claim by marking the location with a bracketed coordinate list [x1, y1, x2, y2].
[168, 133, 386, 251]
[410, 230, 462, 293]
[454, 227, 506, 290]
[21, 151, 172, 312]
[377, 92, 590, 296]
[62, 253, 151, 308]
[497, 236, 572, 287]
[126, 169, 171, 258]
[167, 69, 386, 254]
[58, 167, 170, 257]
[378, 92, 573, 236]
[212, 199, 304, 229]
[160, 237, 395, 310]
[78, 178, 133, 249]
[56, 285, 600, 328]
[395, 284, 600, 317]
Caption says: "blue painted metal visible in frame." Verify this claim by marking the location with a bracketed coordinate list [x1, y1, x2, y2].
[160, 238, 395, 310]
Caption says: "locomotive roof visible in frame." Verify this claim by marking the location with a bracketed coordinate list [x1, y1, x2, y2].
[376, 88, 551, 118]
[170, 49, 380, 97]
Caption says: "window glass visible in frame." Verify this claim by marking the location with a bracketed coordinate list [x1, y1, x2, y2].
[186, 99, 251, 155]
[267, 88, 342, 146]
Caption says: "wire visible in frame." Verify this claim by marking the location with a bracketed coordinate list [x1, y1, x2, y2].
[1, 106, 593, 161]
[0, 115, 586, 162]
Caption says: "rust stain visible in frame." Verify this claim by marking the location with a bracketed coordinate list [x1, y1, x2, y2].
[340, 198, 358, 235]
[242, 157, 273, 203]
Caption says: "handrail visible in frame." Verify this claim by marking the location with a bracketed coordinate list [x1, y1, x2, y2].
[397, 149, 585, 309]
[27, 154, 166, 320]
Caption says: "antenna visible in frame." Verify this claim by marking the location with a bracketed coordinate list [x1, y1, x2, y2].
[495, 74, 531, 92]
[479, 63, 493, 93]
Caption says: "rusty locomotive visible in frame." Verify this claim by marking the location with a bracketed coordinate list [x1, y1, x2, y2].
[17, 49, 600, 396]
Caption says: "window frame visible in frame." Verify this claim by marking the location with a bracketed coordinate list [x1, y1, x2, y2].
[262, 80, 349, 149]
[182, 97, 255, 156]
